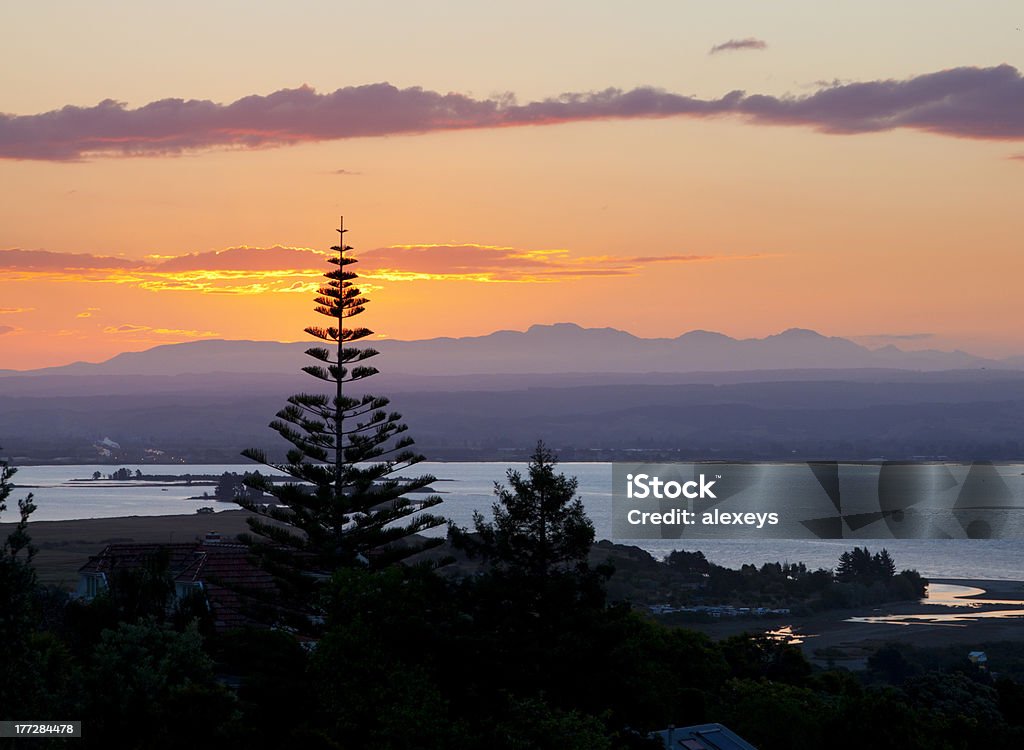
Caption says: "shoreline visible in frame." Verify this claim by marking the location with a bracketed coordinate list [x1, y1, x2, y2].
[929, 577, 1024, 597]
[8, 513, 1024, 663]
[9, 512, 1024, 591]
[681, 577, 1024, 666]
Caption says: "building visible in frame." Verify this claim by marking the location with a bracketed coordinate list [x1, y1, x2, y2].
[651, 723, 759, 750]
[76, 532, 277, 631]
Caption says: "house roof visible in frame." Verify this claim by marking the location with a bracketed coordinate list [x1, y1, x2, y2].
[651, 723, 759, 750]
[79, 543, 199, 576]
[175, 545, 278, 631]
[79, 540, 277, 632]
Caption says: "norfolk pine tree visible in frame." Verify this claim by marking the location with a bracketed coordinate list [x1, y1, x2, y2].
[239, 219, 445, 606]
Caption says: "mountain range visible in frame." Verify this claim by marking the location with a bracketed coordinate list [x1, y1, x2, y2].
[4, 324, 1023, 463]
[2, 324, 1019, 379]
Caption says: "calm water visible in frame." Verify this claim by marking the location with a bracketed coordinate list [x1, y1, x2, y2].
[7, 462, 1024, 580]
[846, 583, 1024, 625]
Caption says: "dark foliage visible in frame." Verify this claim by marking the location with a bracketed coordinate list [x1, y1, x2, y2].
[0, 455, 42, 717]
[4, 448, 1024, 747]
[454, 441, 595, 579]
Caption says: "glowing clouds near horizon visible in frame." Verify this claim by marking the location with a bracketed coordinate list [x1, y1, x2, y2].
[101, 324, 221, 338]
[0, 244, 772, 288]
[0, 246, 330, 295]
[355, 244, 770, 282]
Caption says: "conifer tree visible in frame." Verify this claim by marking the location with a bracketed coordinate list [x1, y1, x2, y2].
[874, 548, 897, 578]
[459, 441, 594, 578]
[1, 454, 40, 713]
[240, 219, 444, 597]
[0, 456, 36, 564]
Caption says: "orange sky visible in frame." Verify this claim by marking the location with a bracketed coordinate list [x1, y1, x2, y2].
[2, 2, 1024, 369]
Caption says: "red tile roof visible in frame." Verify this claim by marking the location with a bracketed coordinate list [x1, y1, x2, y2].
[78, 543, 199, 575]
[79, 540, 278, 632]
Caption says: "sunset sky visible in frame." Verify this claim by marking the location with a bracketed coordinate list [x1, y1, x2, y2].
[2, 1, 1023, 369]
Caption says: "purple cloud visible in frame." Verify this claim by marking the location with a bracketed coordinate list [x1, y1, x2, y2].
[3, 66, 1024, 160]
[0, 85, 504, 160]
[0, 248, 141, 270]
[0, 246, 330, 273]
[710, 38, 768, 55]
[0, 325, 16, 335]
[153, 246, 330, 272]
[737, 65, 1024, 138]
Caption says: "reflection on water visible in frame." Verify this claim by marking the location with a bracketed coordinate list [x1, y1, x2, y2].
[846, 609, 1024, 626]
[923, 583, 1024, 607]
[923, 583, 987, 605]
[846, 583, 1024, 626]
[765, 625, 816, 644]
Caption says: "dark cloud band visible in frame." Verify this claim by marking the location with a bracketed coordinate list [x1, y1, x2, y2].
[3, 65, 1023, 160]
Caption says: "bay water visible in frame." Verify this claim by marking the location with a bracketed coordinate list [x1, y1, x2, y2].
[7, 462, 1024, 580]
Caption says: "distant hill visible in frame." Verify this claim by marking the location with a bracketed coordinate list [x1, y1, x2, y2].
[5, 324, 1023, 463]
[4, 373, 1024, 464]
[0, 324, 1010, 379]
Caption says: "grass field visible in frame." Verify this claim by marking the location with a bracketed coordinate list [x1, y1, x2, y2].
[1, 510, 259, 588]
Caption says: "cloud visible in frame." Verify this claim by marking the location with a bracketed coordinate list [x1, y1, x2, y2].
[0, 325, 16, 335]
[0, 248, 141, 270]
[2, 245, 774, 293]
[152, 245, 330, 272]
[0, 84, 507, 160]
[0, 245, 334, 294]
[332, 169, 361, 175]
[709, 38, 768, 55]
[0, 307, 34, 314]
[5, 66, 1024, 160]
[737, 65, 1024, 139]
[2, 242, 772, 289]
[277, 280, 324, 293]
[2, 242, 774, 286]
[355, 244, 768, 282]
[104, 324, 151, 333]
[102, 324, 220, 337]
[139, 246, 333, 293]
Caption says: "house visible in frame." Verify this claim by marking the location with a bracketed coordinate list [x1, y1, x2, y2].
[76, 532, 276, 631]
[76, 542, 198, 600]
[651, 723, 759, 750]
